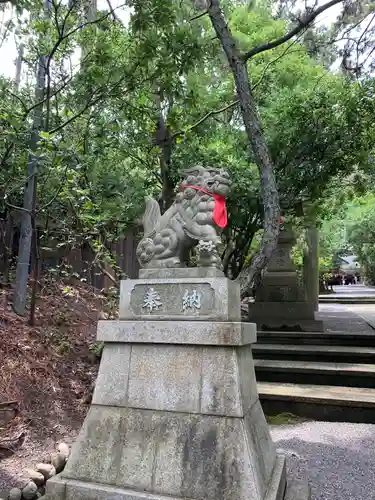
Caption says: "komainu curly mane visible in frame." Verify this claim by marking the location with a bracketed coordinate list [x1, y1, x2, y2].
[136, 165, 231, 269]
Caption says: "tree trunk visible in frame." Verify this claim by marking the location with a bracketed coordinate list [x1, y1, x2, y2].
[207, 0, 280, 298]
[12, 0, 50, 315]
[15, 43, 23, 88]
[1, 210, 13, 285]
[29, 216, 40, 325]
[303, 214, 319, 311]
[152, 92, 175, 213]
[159, 121, 175, 213]
[1, 45, 23, 286]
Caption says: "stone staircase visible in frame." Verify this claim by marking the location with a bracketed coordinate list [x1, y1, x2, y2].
[253, 330, 375, 423]
[320, 296, 375, 304]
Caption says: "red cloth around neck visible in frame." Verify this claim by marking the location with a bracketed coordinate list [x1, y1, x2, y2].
[181, 185, 228, 228]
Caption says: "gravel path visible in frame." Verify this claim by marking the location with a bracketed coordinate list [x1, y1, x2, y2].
[270, 421, 375, 500]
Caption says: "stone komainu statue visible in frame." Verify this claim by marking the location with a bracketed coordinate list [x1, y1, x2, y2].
[136, 166, 231, 269]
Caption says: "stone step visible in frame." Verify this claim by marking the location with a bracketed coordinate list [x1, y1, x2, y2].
[255, 359, 375, 388]
[258, 382, 375, 423]
[319, 297, 375, 304]
[252, 343, 375, 364]
[256, 330, 375, 347]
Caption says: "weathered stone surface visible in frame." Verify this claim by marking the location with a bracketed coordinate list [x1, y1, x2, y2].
[249, 224, 323, 332]
[9, 488, 22, 500]
[61, 406, 280, 500]
[284, 478, 311, 500]
[127, 345, 201, 413]
[119, 278, 240, 322]
[244, 400, 277, 494]
[22, 480, 38, 499]
[200, 347, 242, 416]
[36, 463, 56, 480]
[37, 485, 46, 497]
[43, 475, 66, 500]
[236, 345, 259, 414]
[62, 407, 280, 500]
[266, 227, 297, 273]
[56, 443, 70, 459]
[27, 469, 45, 486]
[154, 413, 261, 500]
[47, 474, 289, 500]
[97, 320, 256, 346]
[62, 406, 121, 485]
[250, 301, 314, 320]
[264, 455, 287, 500]
[92, 344, 131, 406]
[139, 268, 225, 279]
[64, 479, 183, 500]
[116, 409, 158, 492]
[50, 452, 67, 474]
[256, 273, 306, 303]
[136, 166, 230, 270]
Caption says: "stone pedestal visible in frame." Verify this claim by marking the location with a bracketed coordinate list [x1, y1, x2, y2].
[45, 268, 308, 500]
[249, 227, 323, 332]
[303, 219, 319, 312]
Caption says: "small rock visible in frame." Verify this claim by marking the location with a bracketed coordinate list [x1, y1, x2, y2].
[37, 486, 45, 496]
[8, 488, 22, 500]
[56, 442, 69, 459]
[50, 452, 66, 473]
[22, 481, 38, 499]
[38, 453, 51, 464]
[26, 470, 45, 486]
[35, 463, 56, 480]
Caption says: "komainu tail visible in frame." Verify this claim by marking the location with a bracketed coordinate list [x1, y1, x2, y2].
[142, 196, 161, 236]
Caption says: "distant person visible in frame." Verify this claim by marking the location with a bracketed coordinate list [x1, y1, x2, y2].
[344, 275, 355, 285]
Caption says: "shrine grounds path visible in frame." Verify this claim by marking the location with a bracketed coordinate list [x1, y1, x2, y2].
[271, 420, 375, 500]
[270, 298, 375, 500]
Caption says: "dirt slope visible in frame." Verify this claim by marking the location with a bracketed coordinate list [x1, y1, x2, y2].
[0, 278, 113, 494]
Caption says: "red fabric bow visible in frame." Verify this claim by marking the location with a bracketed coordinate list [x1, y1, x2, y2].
[181, 185, 228, 228]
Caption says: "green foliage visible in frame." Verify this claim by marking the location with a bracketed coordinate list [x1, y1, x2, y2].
[318, 192, 375, 279]
[346, 197, 375, 284]
[89, 341, 104, 358]
[0, 0, 374, 289]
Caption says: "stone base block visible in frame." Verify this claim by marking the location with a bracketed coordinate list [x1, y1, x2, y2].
[255, 273, 306, 303]
[44, 455, 286, 500]
[119, 277, 240, 322]
[248, 302, 324, 332]
[44, 404, 281, 500]
[91, 341, 260, 415]
[256, 319, 324, 332]
[96, 320, 257, 346]
[249, 302, 314, 320]
[139, 268, 225, 279]
[284, 478, 311, 500]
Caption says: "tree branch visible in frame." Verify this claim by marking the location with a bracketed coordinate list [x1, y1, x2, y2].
[190, 10, 208, 22]
[171, 37, 302, 140]
[106, 0, 123, 24]
[207, 0, 280, 298]
[171, 99, 239, 140]
[243, 0, 344, 61]
[5, 89, 28, 114]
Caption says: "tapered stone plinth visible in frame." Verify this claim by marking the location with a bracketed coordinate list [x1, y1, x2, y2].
[45, 269, 308, 500]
